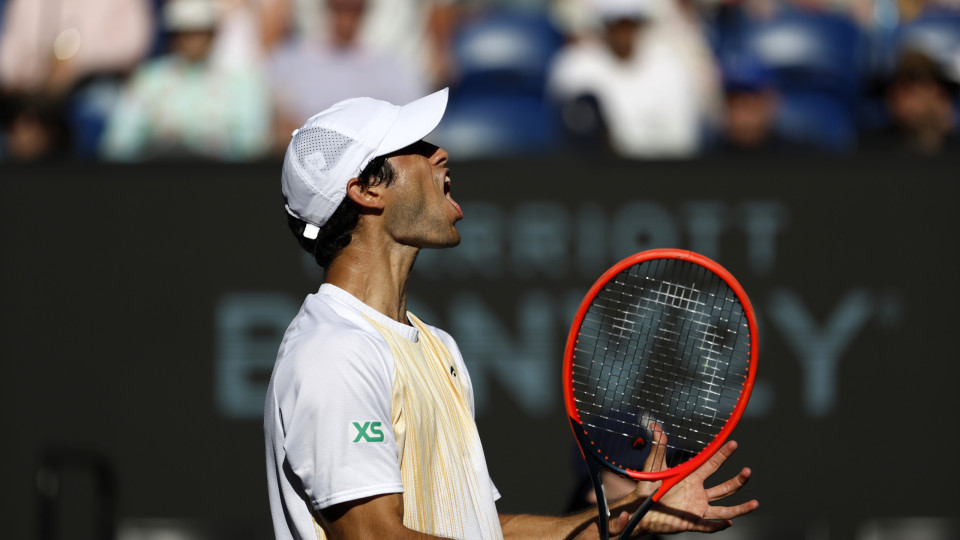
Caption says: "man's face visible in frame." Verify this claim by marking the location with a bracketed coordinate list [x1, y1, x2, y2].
[605, 18, 643, 61]
[724, 89, 777, 147]
[888, 78, 952, 131]
[328, 0, 365, 46]
[381, 141, 462, 249]
[171, 30, 216, 63]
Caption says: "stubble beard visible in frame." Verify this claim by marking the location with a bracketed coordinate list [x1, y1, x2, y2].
[390, 193, 460, 250]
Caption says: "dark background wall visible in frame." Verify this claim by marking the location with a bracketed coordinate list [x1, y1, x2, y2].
[2, 155, 958, 540]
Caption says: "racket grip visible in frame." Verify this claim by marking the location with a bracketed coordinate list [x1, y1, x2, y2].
[586, 458, 610, 540]
[571, 419, 612, 540]
[619, 491, 656, 539]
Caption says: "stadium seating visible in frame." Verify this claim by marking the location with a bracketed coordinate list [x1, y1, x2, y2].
[731, 9, 867, 150]
[433, 9, 565, 158]
[892, 11, 960, 68]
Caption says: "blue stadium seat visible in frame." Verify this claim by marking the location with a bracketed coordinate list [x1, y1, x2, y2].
[775, 89, 856, 150]
[742, 10, 866, 96]
[65, 78, 125, 159]
[148, 0, 168, 58]
[436, 10, 566, 158]
[452, 9, 564, 96]
[431, 94, 562, 160]
[732, 10, 867, 149]
[894, 11, 960, 65]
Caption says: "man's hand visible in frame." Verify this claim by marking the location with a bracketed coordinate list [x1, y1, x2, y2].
[623, 426, 759, 535]
[516, 423, 757, 540]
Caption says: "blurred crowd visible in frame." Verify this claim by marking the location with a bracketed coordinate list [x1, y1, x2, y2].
[0, 0, 958, 163]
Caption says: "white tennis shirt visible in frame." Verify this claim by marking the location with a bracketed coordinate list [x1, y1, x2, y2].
[264, 284, 503, 539]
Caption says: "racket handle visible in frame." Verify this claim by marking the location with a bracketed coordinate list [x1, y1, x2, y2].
[586, 457, 610, 540]
[572, 420, 612, 540]
[619, 491, 657, 539]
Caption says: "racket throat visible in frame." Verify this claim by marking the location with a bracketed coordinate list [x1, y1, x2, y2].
[585, 454, 611, 539]
[571, 419, 613, 538]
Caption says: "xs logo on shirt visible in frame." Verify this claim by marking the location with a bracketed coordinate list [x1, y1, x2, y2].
[351, 421, 385, 443]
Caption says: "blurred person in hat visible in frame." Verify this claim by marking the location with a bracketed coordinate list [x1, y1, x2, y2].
[860, 48, 960, 155]
[710, 54, 796, 154]
[547, 0, 720, 158]
[288, 0, 462, 87]
[266, 0, 427, 154]
[99, 0, 270, 161]
[263, 88, 759, 539]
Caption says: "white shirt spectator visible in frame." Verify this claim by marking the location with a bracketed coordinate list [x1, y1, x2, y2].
[548, 32, 703, 158]
[290, 0, 457, 84]
[268, 38, 427, 128]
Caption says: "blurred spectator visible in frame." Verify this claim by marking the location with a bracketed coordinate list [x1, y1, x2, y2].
[100, 0, 271, 161]
[425, 8, 566, 159]
[0, 0, 154, 158]
[290, 0, 461, 86]
[209, 0, 294, 71]
[712, 55, 791, 153]
[0, 93, 69, 161]
[267, 0, 428, 151]
[547, 0, 719, 158]
[0, 0, 152, 96]
[719, 7, 865, 151]
[861, 48, 959, 154]
[551, 0, 720, 109]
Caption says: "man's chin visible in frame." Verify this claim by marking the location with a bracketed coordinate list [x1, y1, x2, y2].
[422, 234, 461, 250]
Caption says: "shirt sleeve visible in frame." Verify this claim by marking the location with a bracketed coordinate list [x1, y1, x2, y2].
[277, 328, 404, 511]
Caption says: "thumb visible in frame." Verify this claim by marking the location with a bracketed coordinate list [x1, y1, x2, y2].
[609, 511, 630, 537]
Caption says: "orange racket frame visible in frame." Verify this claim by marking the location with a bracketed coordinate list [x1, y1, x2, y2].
[563, 249, 758, 534]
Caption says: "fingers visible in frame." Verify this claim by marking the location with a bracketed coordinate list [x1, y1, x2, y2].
[595, 511, 631, 539]
[694, 440, 739, 480]
[638, 495, 759, 535]
[608, 511, 629, 535]
[705, 467, 752, 502]
[641, 422, 668, 473]
[664, 499, 756, 536]
[703, 499, 760, 522]
[641, 506, 735, 535]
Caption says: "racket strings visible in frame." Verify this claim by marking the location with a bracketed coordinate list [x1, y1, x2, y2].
[571, 258, 751, 471]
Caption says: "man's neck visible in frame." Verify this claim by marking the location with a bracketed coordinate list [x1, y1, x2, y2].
[324, 240, 419, 324]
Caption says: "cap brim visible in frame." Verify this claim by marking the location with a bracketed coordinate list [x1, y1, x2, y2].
[375, 87, 449, 157]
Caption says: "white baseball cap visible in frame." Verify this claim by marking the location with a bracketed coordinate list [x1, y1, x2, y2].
[592, 0, 654, 22]
[163, 0, 219, 32]
[282, 88, 449, 239]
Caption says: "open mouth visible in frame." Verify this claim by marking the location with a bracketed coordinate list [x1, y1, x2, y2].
[444, 175, 463, 219]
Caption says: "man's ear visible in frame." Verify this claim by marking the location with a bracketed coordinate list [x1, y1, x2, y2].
[345, 177, 385, 210]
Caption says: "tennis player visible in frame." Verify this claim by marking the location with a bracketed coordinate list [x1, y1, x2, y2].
[263, 88, 758, 539]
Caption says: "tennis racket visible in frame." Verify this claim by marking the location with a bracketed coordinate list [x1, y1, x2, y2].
[563, 249, 758, 539]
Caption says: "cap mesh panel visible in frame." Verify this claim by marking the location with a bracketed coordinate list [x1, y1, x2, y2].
[294, 128, 356, 189]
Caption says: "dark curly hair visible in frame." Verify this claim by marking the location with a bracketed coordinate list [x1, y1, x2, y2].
[287, 155, 396, 268]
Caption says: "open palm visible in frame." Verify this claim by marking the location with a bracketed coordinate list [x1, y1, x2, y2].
[611, 426, 759, 537]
